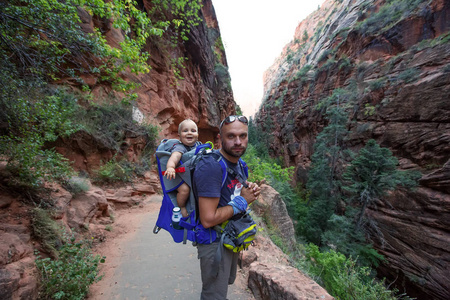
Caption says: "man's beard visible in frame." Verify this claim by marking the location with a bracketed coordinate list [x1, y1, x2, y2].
[221, 142, 247, 158]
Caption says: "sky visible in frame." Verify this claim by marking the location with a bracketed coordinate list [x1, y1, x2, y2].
[211, 0, 324, 117]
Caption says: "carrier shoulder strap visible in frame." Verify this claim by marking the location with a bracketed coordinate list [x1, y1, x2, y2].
[226, 158, 249, 188]
[191, 150, 228, 222]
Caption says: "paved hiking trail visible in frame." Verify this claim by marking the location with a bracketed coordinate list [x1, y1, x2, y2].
[88, 194, 254, 300]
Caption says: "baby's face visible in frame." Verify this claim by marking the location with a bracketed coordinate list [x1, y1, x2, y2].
[179, 121, 199, 146]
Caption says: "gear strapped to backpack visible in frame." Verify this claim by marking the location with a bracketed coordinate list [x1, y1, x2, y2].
[215, 212, 257, 252]
[153, 138, 256, 250]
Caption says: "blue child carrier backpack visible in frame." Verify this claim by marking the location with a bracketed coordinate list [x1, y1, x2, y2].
[153, 138, 248, 245]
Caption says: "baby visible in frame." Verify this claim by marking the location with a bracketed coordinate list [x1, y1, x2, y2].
[164, 119, 200, 217]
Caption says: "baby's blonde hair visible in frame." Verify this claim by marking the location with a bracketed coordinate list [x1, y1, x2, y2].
[178, 119, 197, 134]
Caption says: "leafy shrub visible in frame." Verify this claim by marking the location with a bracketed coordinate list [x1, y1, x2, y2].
[305, 244, 410, 300]
[318, 49, 332, 63]
[0, 87, 78, 190]
[31, 208, 64, 256]
[369, 78, 386, 91]
[244, 144, 307, 226]
[244, 145, 293, 184]
[76, 102, 159, 157]
[295, 64, 312, 80]
[248, 118, 272, 160]
[357, 0, 425, 35]
[63, 176, 91, 195]
[339, 56, 352, 70]
[94, 159, 135, 184]
[320, 213, 385, 267]
[364, 103, 377, 116]
[302, 30, 309, 42]
[35, 235, 105, 300]
[397, 68, 420, 83]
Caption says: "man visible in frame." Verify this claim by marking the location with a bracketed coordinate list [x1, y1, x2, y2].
[193, 115, 261, 300]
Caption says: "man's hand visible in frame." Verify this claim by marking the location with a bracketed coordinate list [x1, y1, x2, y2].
[247, 181, 261, 198]
[240, 181, 260, 205]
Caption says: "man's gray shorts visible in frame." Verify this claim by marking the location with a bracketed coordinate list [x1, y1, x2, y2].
[197, 241, 239, 300]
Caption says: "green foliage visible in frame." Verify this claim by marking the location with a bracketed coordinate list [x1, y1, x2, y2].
[214, 63, 232, 90]
[0, 86, 78, 190]
[248, 118, 272, 160]
[245, 136, 309, 231]
[397, 68, 420, 84]
[294, 64, 312, 81]
[364, 103, 376, 116]
[63, 176, 91, 195]
[213, 37, 225, 62]
[1, 0, 203, 96]
[0, 0, 155, 91]
[149, 0, 202, 43]
[303, 89, 353, 244]
[214, 36, 225, 52]
[170, 56, 188, 82]
[305, 244, 409, 300]
[318, 49, 333, 63]
[148, 0, 202, 80]
[357, 0, 425, 35]
[286, 49, 294, 63]
[339, 56, 352, 70]
[368, 78, 386, 91]
[345, 140, 412, 190]
[243, 145, 293, 185]
[302, 30, 309, 42]
[31, 208, 64, 256]
[343, 140, 421, 228]
[0, 80, 158, 191]
[35, 235, 105, 300]
[94, 159, 135, 183]
[320, 212, 384, 267]
[275, 97, 284, 108]
[76, 102, 157, 153]
[0, 0, 176, 192]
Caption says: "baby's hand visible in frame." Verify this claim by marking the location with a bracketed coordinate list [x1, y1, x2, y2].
[164, 167, 176, 180]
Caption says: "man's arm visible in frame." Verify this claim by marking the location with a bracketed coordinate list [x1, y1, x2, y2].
[198, 196, 234, 228]
[199, 183, 260, 228]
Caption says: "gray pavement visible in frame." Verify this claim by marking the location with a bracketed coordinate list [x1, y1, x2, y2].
[95, 197, 253, 300]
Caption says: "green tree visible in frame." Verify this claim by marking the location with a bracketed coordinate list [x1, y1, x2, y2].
[302, 89, 352, 244]
[302, 29, 309, 42]
[248, 117, 271, 160]
[343, 139, 420, 229]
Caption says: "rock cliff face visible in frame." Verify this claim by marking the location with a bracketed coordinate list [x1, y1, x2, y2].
[79, 0, 235, 143]
[256, 0, 449, 299]
[135, 0, 236, 142]
[50, 0, 235, 174]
